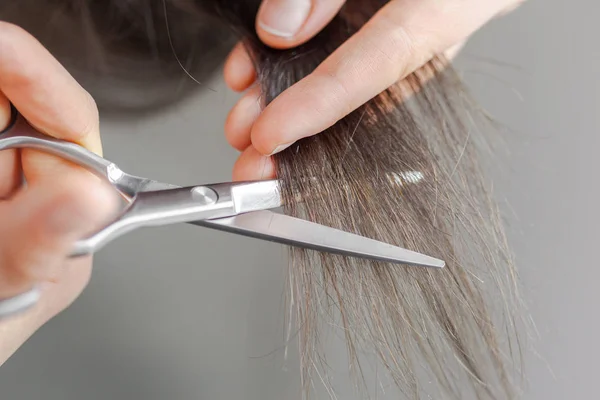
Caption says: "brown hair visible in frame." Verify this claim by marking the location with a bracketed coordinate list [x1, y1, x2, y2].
[1, 1, 527, 398]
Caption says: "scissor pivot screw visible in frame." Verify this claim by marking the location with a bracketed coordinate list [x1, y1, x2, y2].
[191, 186, 218, 205]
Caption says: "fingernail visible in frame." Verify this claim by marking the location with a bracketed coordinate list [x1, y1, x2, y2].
[268, 142, 294, 156]
[258, 0, 312, 38]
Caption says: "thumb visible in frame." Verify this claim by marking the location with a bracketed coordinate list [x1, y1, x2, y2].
[256, 0, 346, 49]
[0, 171, 119, 299]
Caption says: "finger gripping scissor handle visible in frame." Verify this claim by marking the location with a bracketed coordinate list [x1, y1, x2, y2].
[0, 109, 129, 320]
[0, 109, 121, 188]
[0, 287, 41, 321]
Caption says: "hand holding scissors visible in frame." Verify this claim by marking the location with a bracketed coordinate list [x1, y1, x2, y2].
[0, 22, 123, 363]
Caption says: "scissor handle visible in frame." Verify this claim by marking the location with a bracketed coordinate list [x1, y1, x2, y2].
[0, 110, 130, 321]
[0, 110, 121, 186]
[0, 287, 41, 321]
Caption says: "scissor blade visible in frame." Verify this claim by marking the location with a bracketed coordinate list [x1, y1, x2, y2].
[230, 180, 282, 213]
[192, 210, 444, 268]
[118, 173, 181, 194]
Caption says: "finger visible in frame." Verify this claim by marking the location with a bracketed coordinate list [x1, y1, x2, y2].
[0, 22, 102, 182]
[224, 42, 257, 92]
[250, 0, 509, 155]
[256, 0, 346, 49]
[225, 86, 263, 151]
[0, 92, 20, 198]
[0, 169, 119, 299]
[499, 0, 525, 17]
[232, 146, 276, 182]
[0, 22, 100, 152]
[445, 40, 467, 61]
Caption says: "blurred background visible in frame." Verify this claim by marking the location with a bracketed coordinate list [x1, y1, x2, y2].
[2, 0, 597, 399]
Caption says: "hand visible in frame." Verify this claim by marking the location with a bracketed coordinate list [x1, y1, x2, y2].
[0, 22, 118, 364]
[223, 0, 524, 180]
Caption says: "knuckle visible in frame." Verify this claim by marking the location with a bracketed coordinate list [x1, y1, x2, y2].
[322, 69, 354, 116]
[309, 71, 354, 121]
[384, 24, 420, 82]
[374, 12, 433, 84]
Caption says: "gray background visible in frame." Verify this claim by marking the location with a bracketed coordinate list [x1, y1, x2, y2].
[2, 0, 597, 399]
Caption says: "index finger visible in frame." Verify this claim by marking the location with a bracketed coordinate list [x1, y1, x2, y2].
[250, 0, 509, 155]
[0, 22, 101, 154]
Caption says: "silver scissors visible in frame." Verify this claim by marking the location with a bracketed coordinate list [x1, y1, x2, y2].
[0, 108, 444, 320]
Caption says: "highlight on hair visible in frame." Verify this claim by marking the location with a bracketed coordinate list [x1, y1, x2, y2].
[1, 1, 528, 398]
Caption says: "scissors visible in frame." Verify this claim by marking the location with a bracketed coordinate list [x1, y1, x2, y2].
[0, 108, 444, 320]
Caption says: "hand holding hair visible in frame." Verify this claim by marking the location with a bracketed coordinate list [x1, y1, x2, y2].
[0, 22, 119, 365]
[224, 0, 525, 181]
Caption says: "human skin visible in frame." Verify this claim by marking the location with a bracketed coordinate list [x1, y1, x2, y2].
[0, 22, 119, 366]
[223, 0, 525, 181]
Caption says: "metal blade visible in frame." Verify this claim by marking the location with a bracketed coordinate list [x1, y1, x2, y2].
[230, 180, 282, 213]
[191, 210, 444, 268]
[117, 173, 181, 195]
